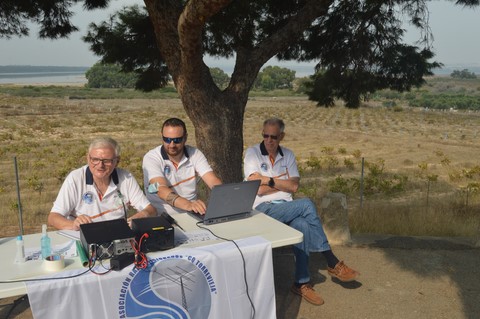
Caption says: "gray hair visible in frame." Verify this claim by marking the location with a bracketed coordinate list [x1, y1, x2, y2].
[88, 137, 121, 157]
[263, 118, 285, 133]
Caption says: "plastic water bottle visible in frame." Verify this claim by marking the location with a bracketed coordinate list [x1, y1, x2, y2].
[41, 224, 51, 259]
[15, 235, 26, 263]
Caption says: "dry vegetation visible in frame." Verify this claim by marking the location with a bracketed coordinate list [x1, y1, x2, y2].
[1, 87, 479, 239]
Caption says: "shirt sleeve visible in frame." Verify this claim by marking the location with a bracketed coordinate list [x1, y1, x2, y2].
[142, 148, 165, 183]
[284, 149, 300, 178]
[191, 147, 213, 177]
[120, 170, 152, 212]
[243, 146, 259, 178]
[50, 170, 81, 218]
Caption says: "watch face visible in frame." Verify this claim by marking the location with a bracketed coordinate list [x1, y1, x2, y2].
[268, 178, 274, 187]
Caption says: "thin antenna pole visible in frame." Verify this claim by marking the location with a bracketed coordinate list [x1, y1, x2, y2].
[360, 157, 364, 209]
[14, 156, 24, 236]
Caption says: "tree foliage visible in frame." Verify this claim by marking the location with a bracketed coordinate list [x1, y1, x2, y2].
[209, 67, 230, 90]
[85, 63, 138, 88]
[2, 0, 479, 182]
[254, 66, 296, 90]
[451, 69, 477, 79]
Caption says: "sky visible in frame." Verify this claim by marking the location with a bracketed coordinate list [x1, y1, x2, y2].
[0, 0, 479, 70]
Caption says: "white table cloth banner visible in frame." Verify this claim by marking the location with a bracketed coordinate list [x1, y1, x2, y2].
[26, 236, 275, 319]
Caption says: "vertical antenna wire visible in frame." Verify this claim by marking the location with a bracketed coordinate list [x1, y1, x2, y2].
[14, 156, 24, 236]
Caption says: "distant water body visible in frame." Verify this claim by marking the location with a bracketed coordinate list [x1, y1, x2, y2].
[0, 63, 473, 85]
[0, 72, 87, 85]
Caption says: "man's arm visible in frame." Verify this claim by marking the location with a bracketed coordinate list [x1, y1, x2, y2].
[247, 172, 299, 195]
[127, 204, 157, 226]
[129, 204, 157, 219]
[201, 171, 222, 189]
[48, 212, 93, 231]
[149, 176, 209, 215]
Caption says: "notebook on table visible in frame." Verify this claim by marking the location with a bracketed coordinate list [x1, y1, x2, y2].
[189, 180, 261, 225]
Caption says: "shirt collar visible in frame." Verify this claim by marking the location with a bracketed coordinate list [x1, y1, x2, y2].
[160, 145, 190, 160]
[259, 141, 284, 157]
[85, 166, 119, 185]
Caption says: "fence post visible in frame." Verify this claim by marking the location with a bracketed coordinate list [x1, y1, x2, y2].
[360, 157, 364, 209]
[14, 156, 24, 236]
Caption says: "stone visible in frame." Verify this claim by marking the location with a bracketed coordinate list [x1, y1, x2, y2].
[319, 192, 351, 245]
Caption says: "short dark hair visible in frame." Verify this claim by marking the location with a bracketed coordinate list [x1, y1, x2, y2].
[263, 118, 285, 133]
[162, 118, 187, 135]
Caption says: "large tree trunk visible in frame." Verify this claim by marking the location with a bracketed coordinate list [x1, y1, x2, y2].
[182, 89, 247, 183]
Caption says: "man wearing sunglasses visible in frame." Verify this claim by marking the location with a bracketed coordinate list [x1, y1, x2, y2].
[243, 118, 359, 306]
[48, 137, 157, 230]
[143, 118, 222, 215]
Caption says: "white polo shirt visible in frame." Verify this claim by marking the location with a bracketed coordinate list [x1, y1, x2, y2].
[50, 165, 151, 222]
[243, 142, 300, 207]
[142, 145, 213, 214]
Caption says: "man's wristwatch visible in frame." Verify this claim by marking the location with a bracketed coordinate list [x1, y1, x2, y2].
[268, 177, 275, 188]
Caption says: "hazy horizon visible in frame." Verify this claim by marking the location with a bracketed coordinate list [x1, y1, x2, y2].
[1, 1, 479, 73]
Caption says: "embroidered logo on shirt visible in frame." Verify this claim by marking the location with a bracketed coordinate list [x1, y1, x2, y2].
[82, 191, 94, 204]
[261, 162, 268, 172]
[164, 165, 171, 176]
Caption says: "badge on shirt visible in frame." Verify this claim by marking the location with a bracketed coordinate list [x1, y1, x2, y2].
[261, 162, 268, 172]
[164, 165, 171, 176]
[82, 191, 94, 204]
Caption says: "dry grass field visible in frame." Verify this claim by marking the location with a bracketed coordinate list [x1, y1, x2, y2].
[1, 86, 479, 240]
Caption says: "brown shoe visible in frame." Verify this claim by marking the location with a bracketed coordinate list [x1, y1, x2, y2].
[327, 260, 359, 282]
[291, 283, 324, 306]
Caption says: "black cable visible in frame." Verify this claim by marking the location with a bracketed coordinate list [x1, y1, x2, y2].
[3, 294, 28, 319]
[194, 221, 256, 319]
[117, 190, 128, 220]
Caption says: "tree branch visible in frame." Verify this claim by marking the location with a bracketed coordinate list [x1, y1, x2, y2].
[178, 0, 232, 73]
[230, 0, 333, 91]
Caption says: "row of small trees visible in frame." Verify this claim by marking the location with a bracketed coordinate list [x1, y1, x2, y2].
[86, 63, 299, 91]
[86, 64, 480, 110]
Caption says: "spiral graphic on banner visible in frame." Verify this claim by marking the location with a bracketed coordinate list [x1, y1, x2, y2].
[119, 256, 213, 319]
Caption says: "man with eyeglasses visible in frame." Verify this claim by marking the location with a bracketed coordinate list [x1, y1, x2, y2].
[243, 118, 359, 306]
[48, 137, 157, 230]
[143, 118, 222, 215]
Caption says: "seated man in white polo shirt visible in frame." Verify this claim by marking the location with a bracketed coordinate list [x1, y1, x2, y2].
[48, 137, 157, 230]
[142, 117, 222, 215]
[244, 118, 359, 306]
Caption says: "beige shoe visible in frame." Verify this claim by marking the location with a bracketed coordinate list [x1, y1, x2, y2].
[327, 260, 360, 282]
[291, 283, 324, 306]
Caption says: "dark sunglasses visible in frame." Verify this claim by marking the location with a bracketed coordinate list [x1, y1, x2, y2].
[162, 136, 184, 144]
[262, 134, 279, 140]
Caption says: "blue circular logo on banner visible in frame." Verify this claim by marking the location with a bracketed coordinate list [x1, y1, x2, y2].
[118, 255, 215, 319]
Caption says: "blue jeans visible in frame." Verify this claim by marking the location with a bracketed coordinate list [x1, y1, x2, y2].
[255, 198, 331, 284]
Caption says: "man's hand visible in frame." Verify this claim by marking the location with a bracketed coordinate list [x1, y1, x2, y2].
[247, 172, 269, 184]
[72, 215, 93, 230]
[188, 199, 207, 215]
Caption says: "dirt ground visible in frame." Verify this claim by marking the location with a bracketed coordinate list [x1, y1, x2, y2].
[1, 234, 478, 319]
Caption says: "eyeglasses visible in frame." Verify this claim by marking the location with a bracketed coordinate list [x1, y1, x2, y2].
[89, 156, 117, 166]
[262, 134, 279, 140]
[162, 136, 184, 144]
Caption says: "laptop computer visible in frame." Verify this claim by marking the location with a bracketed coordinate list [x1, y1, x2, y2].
[189, 180, 260, 225]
